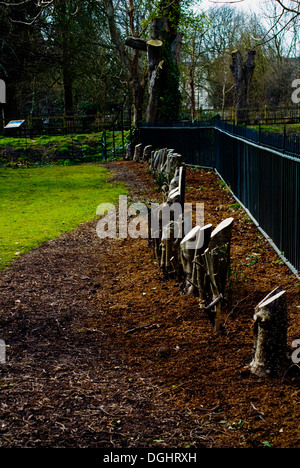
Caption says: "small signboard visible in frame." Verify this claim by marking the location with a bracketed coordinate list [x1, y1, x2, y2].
[5, 120, 25, 129]
[0, 80, 6, 104]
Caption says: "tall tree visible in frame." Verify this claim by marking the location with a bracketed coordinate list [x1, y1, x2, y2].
[146, 0, 183, 123]
[42, 0, 106, 116]
[230, 49, 256, 124]
[180, 11, 208, 120]
[0, 0, 44, 119]
[102, 0, 147, 126]
[124, 0, 184, 123]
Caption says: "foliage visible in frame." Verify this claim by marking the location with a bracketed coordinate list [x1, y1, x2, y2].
[158, 35, 182, 122]
[0, 164, 127, 269]
[0, 0, 128, 118]
[1, 0, 300, 123]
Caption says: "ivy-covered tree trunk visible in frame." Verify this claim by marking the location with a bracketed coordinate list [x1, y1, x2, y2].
[146, 1, 182, 123]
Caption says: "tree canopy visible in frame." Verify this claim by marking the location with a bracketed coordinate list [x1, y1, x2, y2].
[0, 0, 299, 123]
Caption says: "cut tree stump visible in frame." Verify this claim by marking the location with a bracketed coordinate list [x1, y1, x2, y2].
[133, 143, 143, 162]
[180, 226, 201, 294]
[193, 224, 213, 299]
[160, 219, 183, 276]
[180, 224, 212, 297]
[209, 217, 234, 295]
[250, 288, 289, 378]
[201, 218, 234, 333]
[142, 145, 152, 162]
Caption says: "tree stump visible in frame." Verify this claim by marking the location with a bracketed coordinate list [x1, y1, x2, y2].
[160, 219, 183, 277]
[180, 224, 212, 297]
[209, 217, 234, 295]
[169, 168, 180, 191]
[250, 288, 289, 378]
[193, 224, 213, 299]
[180, 226, 201, 294]
[152, 148, 167, 171]
[202, 218, 234, 333]
[125, 143, 133, 160]
[142, 145, 152, 162]
[133, 143, 143, 162]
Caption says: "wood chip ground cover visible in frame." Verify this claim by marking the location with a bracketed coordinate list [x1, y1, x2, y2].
[0, 161, 299, 448]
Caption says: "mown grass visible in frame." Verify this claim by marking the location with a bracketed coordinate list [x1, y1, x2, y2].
[0, 164, 127, 269]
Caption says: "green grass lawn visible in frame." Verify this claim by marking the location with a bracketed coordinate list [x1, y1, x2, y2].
[0, 164, 127, 270]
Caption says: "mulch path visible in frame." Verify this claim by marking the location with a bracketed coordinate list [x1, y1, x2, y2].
[0, 161, 299, 448]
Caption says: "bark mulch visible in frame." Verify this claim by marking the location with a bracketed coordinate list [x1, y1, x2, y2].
[0, 161, 299, 448]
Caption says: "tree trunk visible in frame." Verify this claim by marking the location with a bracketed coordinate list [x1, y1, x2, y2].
[63, 69, 74, 116]
[250, 288, 289, 378]
[189, 67, 196, 121]
[145, 11, 182, 123]
[106, 0, 146, 128]
[230, 49, 256, 125]
[5, 84, 19, 120]
[130, 50, 146, 127]
[146, 36, 163, 123]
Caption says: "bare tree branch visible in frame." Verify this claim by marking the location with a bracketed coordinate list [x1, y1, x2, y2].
[8, 9, 43, 25]
[0, 0, 32, 6]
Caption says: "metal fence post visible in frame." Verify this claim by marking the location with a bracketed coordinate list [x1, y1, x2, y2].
[264, 105, 269, 124]
[102, 130, 107, 161]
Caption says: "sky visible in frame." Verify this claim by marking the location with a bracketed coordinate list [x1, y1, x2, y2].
[196, 0, 299, 55]
[197, 0, 268, 14]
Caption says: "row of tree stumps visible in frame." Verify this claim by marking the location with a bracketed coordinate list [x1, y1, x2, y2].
[130, 144, 291, 379]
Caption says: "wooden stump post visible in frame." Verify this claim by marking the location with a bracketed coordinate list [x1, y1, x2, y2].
[180, 226, 201, 295]
[250, 288, 288, 378]
[160, 218, 183, 277]
[142, 145, 152, 162]
[209, 217, 234, 295]
[133, 143, 143, 162]
[180, 224, 212, 297]
[193, 224, 213, 301]
[202, 218, 234, 333]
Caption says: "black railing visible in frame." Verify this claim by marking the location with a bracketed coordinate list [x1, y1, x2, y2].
[140, 122, 300, 274]
[0, 111, 132, 138]
[141, 120, 300, 160]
